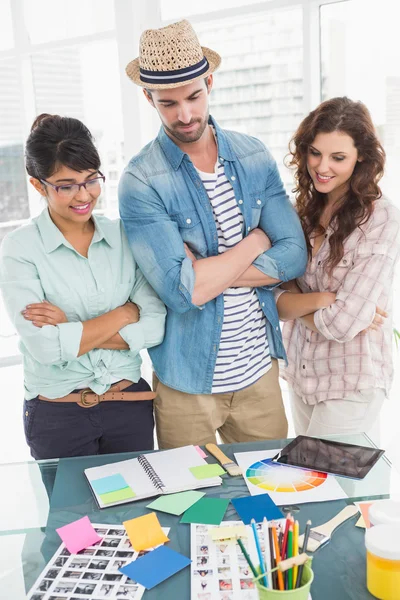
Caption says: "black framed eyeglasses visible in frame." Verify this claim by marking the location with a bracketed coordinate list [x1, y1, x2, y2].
[40, 171, 106, 198]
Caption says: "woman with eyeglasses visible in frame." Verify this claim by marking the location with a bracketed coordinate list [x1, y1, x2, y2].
[0, 114, 166, 460]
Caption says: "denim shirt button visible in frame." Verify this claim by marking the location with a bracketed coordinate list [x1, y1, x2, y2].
[219, 156, 224, 162]
[238, 199, 243, 204]
[276, 326, 279, 331]
[231, 176, 236, 181]
[257, 199, 261, 205]
[186, 218, 192, 224]
[247, 227, 251, 232]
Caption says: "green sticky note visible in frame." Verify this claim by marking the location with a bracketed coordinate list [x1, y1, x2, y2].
[146, 491, 205, 516]
[99, 486, 136, 505]
[189, 464, 226, 479]
[180, 497, 230, 525]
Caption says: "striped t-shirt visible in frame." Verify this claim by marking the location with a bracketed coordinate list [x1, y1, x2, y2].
[197, 156, 271, 393]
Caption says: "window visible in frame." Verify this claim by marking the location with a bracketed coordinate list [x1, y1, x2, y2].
[30, 39, 124, 215]
[161, 0, 273, 20]
[23, 0, 115, 44]
[0, 58, 29, 244]
[0, 0, 14, 50]
[321, 0, 399, 208]
[196, 6, 303, 194]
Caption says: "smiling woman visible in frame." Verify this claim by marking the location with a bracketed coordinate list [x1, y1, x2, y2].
[0, 114, 166, 461]
[274, 97, 400, 440]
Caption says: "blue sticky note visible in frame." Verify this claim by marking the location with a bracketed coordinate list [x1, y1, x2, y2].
[91, 473, 128, 495]
[232, 494, 284, 524]
[120, 545, 191, 589]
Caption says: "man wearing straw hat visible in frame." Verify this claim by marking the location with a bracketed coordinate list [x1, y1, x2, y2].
[119, 20, 307, 448]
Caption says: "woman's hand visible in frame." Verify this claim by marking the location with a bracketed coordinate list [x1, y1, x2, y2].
[119, 301, 140, 325]
[22, 300, 68, 328]
[362, 306, 388, 333]
[316, 291, 336, 308]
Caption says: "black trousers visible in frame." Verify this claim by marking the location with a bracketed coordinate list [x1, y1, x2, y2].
[23, 378, 154, 460]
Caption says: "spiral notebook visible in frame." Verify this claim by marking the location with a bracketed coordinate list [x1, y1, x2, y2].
[84, 446, 223, 508]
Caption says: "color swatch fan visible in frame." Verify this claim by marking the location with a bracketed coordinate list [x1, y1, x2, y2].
[246, 458, 327, 493]
[235, 449, 347, 505]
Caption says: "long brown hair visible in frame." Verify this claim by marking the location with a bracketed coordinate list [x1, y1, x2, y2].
[287, 97, 385, 273]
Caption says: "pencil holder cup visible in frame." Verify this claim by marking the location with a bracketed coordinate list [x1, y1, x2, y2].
[254, 562, 313, 599]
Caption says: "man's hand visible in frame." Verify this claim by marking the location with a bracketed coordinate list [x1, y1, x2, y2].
[362, 306, 388, 333]
[184, 243, 197, 263]
[22, 300, 68, 328]
[248, 228, 272, 254]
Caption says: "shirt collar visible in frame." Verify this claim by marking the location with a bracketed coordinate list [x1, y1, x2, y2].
[36, 208, 115, 254]
[157, 115, 236, 171]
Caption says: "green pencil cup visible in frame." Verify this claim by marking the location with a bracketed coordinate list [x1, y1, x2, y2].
[254, 562, 314, 599]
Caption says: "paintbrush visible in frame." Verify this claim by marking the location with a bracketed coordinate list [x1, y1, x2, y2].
[299, 505, 359, 552]
[205, 443, 242, 476]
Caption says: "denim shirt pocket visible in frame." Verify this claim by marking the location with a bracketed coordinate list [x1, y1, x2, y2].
[249, 191, 267, 229]
[171, 209, 208, 256]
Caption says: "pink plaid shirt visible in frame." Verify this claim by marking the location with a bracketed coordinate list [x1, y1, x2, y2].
[280, 197, 400, 404]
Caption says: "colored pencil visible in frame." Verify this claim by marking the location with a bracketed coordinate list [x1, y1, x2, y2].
[287, 523, 293, 589]
[268, 522, 277, 590]
[281, 513, 291, 559]
[293, 520, 299, 587]
[251, 519, 268, 588]
[296, 520, 311, 588]
[271, 523, 285, 591]
[262, 518, 271, 589]
[237, 537, 258, 579]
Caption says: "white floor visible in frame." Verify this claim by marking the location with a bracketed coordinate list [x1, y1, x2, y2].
[1, 353, 400, 468]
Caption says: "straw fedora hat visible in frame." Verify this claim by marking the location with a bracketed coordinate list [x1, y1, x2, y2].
[126, 20, 221, 89]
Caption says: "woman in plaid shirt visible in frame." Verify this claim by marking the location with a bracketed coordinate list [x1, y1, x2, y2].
[275, 97, 400, 440]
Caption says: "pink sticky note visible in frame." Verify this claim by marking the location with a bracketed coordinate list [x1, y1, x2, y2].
[56, 516, 102, 554]
[195, 445, 207, 459]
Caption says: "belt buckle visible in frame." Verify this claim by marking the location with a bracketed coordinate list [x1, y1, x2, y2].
[80, 389, 100, 407]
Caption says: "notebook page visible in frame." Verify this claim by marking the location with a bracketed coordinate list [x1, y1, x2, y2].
[84, 457, 158, 506]
[145, 446, 222, 493]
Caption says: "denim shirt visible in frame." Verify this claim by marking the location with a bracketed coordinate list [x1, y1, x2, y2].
[119, 116, 307, 394]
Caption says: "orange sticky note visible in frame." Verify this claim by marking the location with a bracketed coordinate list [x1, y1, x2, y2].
[123, 513, 169, 551]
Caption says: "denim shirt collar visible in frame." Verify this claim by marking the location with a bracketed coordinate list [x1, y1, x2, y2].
[157, 115, 236, 171]
[37, 208, 115, 254]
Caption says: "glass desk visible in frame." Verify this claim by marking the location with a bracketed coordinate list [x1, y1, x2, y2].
[1, 433, 400, 599]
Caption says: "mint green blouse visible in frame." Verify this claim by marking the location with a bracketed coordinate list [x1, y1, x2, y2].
[0, 209, 166, 399]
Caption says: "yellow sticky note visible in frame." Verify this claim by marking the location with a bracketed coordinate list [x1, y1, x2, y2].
[123, 513, 169, 551]
[210, 525, 247, 541]
[355, 515, 366, 529]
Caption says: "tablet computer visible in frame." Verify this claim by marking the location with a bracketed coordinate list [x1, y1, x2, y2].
[272, 435, 385, 479]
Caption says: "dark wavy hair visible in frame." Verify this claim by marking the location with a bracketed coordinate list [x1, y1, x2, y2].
[25, 113, 101, 180]
[287, 97, 385, 273]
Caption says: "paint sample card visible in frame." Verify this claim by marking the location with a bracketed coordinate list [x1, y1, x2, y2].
[120, 545, 191, 589]
[190, 464, 226, 479]
[56, 516, 102, 554]
[146, 490, 205, 515]
[181, 497, 230, 525]
[27, 522, 169, 600]
[235, 449, 347, 505]
[231, 494, 284, 524]
[123, 513, 169, 551]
